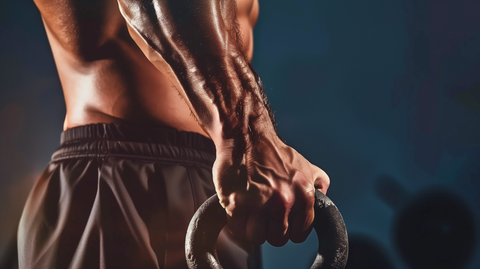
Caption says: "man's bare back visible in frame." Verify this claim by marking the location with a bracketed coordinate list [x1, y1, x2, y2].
[34, 0, 258, 137]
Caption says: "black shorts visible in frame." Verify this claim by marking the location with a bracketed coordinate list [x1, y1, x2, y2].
[18, 124, 261, 269]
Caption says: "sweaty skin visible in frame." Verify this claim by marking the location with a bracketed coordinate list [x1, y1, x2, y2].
[34, 0, 329, 252]
[34, 0, 257, 136]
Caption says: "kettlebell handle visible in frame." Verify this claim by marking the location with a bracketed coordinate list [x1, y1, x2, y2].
[185, 190, 349, 269]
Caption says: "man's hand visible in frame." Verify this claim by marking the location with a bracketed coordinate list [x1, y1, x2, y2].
[213, 130, 329, 246]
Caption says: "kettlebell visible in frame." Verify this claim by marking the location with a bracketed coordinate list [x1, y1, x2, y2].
[185, 190, 349, 269]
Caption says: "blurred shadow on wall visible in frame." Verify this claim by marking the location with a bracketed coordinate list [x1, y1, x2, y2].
[345, 234, 394, 269]
[376, 175, 477, 269]
[395, 0, 480, 173]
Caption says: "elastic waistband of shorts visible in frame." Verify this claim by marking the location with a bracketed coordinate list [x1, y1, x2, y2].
[52, 123, 216, 168]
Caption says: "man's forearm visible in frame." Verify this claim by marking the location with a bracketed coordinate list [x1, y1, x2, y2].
[118, 0, 276, 150]
[118, 1, 330, 247]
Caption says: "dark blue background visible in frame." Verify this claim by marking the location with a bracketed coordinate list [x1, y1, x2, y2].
[1, 0, 479, 268]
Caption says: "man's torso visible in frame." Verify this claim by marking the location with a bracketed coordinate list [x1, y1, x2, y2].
[34, 0, 259, 137]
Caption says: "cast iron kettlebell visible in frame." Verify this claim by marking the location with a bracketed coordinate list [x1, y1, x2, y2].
[185, 190, 349, 269]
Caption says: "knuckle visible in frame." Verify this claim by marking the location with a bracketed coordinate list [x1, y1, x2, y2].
[293, 184, 315, 209]
[279, 191, 294, 208]
[303, 189, 315, 208]
[314, 169, 330, 194]
[270, 191, 294, 214]
[322, 173, 331, 189]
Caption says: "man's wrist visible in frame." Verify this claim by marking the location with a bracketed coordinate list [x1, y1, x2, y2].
[212, 111, 277, 156]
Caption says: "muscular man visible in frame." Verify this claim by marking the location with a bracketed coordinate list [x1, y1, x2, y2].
[18, 0, 329, 268]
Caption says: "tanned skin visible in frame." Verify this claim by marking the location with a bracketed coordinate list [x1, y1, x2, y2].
[33, 0, 330, 258]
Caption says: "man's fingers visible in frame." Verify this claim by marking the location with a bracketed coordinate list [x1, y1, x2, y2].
[246, 212, 268, 245]
[289, 207, 314, 243]
[288, 183, 315, 243]
[265, 197, 290, 247]
[224, 189, 251, 238]
[228, 196, 315, 245]
[266, 215, 289, 247]
[311, 164, 330, 194]
[217, 150, 328, 246]
[226, 206, 248, 238]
